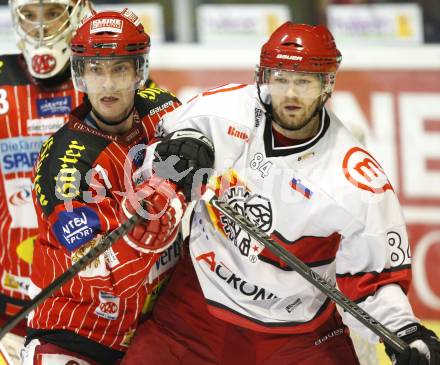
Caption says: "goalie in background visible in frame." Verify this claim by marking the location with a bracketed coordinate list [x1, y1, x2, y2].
[122, 22, 440, 365]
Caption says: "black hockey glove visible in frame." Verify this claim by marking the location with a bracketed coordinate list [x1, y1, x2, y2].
[385, 323, 440, 365]
[153, 129, 215, 201]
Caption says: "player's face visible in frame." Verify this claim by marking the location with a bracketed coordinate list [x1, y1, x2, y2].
[18, 3, 69, 39]
[84, 59, 137, 123]
[268, 70, 323, 131]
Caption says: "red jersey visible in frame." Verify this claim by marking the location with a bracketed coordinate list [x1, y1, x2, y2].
[28, 89, 181, 360]
[28, 88, 179, 362]
[0, 54, 82, 318]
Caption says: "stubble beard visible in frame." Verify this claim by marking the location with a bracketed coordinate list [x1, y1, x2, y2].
[271, 95, 323, 133]
[272, 107, 315, 132]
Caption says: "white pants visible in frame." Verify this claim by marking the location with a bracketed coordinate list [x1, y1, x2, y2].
[0, 332, 24, 365]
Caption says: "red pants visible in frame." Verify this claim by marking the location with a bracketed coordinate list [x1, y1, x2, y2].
[0, 313, 26, 337]
[122, 256, 360, 365]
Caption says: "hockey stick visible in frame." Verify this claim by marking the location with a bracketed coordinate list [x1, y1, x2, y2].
[203, 190, 408, 353]
[0, 212, 143, 340]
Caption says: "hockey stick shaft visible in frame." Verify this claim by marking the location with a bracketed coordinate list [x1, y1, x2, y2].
[0, 212, 143, 340]
[204, 190, 408, 353]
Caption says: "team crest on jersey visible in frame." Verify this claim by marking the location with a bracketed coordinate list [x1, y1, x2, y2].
[95, 291, 120, 320]
[207, 170, 272, 260]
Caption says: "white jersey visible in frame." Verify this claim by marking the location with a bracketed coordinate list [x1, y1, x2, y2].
[156, 84, 418, 341]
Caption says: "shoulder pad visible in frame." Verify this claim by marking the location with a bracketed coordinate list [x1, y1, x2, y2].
[0, 54, 31, 86]
[144, 78, 156, 89]
[135, 86, 180, 118]
[33, 125, 112, 217]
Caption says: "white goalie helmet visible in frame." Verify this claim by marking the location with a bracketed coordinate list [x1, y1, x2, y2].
[9, 0, 92, 79]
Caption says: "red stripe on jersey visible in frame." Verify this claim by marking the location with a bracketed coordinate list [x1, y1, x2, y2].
[336, 268, 412, 302]
[203, 84, 247, 97]
[188, 84, 248, 103]
[259, 232, 341, 269]
[207, 300, 336, 334]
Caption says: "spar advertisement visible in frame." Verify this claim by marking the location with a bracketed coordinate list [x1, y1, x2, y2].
[150, 47, 440, 321]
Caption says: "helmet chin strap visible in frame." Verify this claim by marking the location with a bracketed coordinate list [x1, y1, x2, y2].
[91, 103, 135, 126]
[256, 81, 275, 123]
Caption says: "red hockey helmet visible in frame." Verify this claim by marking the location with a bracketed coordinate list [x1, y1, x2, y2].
[259, 22, 341, 73]
[71, 8, 150, 93]
[257, 22, 342, 102]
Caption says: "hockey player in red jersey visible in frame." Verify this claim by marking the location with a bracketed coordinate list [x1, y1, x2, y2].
[1, 0, 161, 351]
[18, 9, 204, 365]
[122, 23, 440, 365]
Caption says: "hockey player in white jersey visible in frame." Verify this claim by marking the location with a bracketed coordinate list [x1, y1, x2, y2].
[122, 22, 440, 365]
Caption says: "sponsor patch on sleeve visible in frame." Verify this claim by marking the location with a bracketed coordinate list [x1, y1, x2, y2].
[53, 206, 101, 251]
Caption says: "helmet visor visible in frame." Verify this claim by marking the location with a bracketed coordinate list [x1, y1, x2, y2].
[71, 55, 148, 93]
[260, 68, 335, 100]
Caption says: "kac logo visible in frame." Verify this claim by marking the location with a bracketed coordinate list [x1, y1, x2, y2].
[95, 291, 120, 320]
[99, 302, 118, 314]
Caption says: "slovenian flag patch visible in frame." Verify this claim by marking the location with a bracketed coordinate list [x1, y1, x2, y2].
[290, 178, 313, 199]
